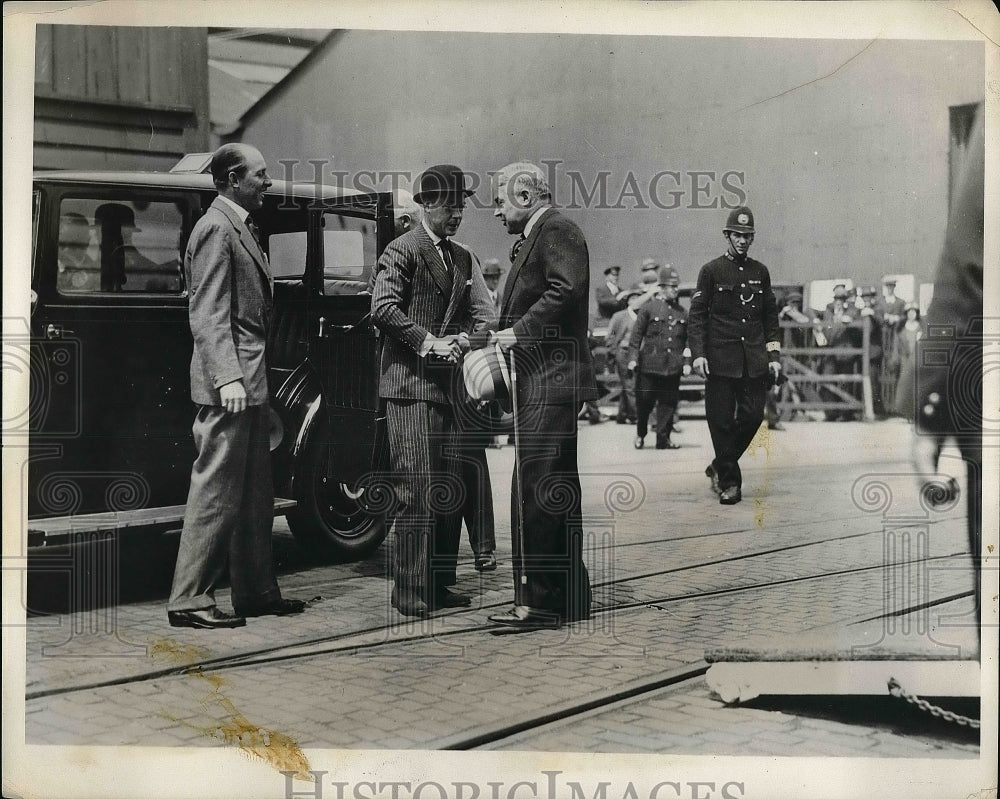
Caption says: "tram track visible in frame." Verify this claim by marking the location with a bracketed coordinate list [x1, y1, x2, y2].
[25, 538, 972, 702]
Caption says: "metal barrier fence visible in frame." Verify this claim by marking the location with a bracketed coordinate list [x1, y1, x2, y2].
[777, 317, 875, 421]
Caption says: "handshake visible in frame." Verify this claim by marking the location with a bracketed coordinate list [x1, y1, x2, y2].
[427, 333, 470, 363]
[431, 328, 520, 363]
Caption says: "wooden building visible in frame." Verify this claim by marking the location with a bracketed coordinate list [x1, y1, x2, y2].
[33, 25, 210, 171]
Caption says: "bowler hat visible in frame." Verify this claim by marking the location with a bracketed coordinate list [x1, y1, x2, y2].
[481, 259, 502, 277]
[94, 203, 142, 232]
[413, 164, 476, 204]
[462, 344, 512, 412]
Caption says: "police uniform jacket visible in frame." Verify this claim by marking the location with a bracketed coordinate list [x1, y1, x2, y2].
[687, 253, 780, 379]
[627, 296, 688, 377]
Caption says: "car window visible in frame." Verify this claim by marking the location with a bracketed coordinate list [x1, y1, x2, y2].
[267, 231, 307, 280]
[56, 197, 185, 295]
[321, 212, 376, 295]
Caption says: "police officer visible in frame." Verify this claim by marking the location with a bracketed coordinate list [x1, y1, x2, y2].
[688, 206, 781, 504]
[628, 265, 690, 450]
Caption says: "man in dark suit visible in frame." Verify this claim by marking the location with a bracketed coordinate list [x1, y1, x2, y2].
[371, 164, 493, 617]
[482, 258, 504, 319]
[594, 264, 626, 321]
[688, 206, 781, 505]
[900, 103, 983, 651]
[485, 161, 596, 629]
[167, 143, 305, 629]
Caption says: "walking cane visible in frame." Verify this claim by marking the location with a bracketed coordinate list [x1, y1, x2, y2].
[509, 348, 527, 587]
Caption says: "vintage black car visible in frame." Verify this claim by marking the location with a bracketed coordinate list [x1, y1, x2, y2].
[28, 162, 393, 560]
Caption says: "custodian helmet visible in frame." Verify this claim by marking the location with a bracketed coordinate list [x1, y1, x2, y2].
[724, 206, 755, 235]
[658, 265, 680, 286]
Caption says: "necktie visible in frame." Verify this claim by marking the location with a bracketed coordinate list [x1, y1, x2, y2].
[509, 235, 525, 263]
[439, 238, 455, 272]
[246, 217, 262, 247]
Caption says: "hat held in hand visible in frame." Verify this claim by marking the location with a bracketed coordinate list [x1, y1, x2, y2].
[462, 343, 512, 412]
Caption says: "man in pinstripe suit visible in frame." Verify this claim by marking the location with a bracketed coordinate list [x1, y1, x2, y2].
[371, 164, 493, 617]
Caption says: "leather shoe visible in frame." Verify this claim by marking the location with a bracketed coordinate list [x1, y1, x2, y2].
[487, 605, 561, 629]
[431, 587, 472, 609]
[391, 587, 430, 618]
[705, 464, 721, 495]
[234, 597, 306, 617]
[719, 485, 742, 505]
[634, 436, 644, 449]
[168, 607, 246, 629]
[474, 552, 497, 572]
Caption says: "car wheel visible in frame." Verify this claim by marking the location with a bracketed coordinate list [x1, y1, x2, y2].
[287, 440, 388, 561]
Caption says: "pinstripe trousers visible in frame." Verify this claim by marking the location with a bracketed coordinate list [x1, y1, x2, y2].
[385, 398, 462, 593]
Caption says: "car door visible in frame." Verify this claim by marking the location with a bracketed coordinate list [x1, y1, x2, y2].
[29, 183, 203, 518]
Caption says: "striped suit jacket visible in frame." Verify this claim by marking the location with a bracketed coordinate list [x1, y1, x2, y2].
[372, 224, 492, 405]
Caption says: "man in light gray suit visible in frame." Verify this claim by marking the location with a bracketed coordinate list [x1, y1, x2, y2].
[167, 143, 304, 629]
[371, 164, 493, 617]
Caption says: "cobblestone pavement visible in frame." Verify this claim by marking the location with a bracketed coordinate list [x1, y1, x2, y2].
[20, 419, 988, 760]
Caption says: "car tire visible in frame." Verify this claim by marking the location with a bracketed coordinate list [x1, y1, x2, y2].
[287, 438, 388, 562]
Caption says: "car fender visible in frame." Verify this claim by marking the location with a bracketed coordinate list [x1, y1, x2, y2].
[271, 361, 328, 497]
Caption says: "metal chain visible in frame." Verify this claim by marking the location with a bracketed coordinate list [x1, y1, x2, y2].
[887, 677, 980, 730]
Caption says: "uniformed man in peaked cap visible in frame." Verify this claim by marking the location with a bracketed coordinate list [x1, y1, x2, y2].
[627, 264, 691, 450]
[688, 206, 781, 504]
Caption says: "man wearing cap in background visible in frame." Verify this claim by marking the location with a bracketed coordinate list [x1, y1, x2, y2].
[371, 164, 493, 617]
[877, 277, 906, 413]
[628, 264, 690, 450]
[819, 285, 858, 420]
[777, 289, 820, 415]
[482, 258, 504, 318]
[595, 264, 626, 321]
[606, 286, 644, 424]
[824, 283, 849, 318]
[688, 206, 781, 505]
[855, 285, 886, 418]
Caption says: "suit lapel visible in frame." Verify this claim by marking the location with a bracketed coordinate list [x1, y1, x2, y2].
[415, 226, 452, 299]
[211, 197, 271, 291]
[439, 244, 471, 334]
[500, 208, 555, 317]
